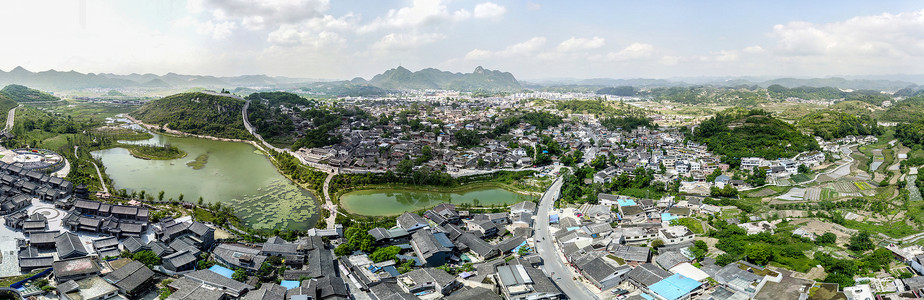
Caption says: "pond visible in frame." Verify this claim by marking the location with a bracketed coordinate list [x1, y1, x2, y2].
[92, 132, 318, 231]
[339, 187, 536, 216]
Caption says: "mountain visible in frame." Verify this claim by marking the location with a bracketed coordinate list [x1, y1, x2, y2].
[0, 84, 60, 102]
[130, 92, 250, 140]
[0, 67, 319, 91]
[368, 66, 521, 91]
[796, 111, 881, 140]
[0, 93, 18, 125]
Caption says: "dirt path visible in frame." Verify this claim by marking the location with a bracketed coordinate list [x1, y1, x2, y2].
[2, 105, 18, 132]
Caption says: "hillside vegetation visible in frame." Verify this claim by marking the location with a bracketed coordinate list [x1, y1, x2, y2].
[0, 84, 59, 102]
[0, 94, 18, 125]
[880, 96, 924, 123]
[369, 66, 521, 91]
[796, 111, 880, 140]
[131, 92, 250, 139]
[693, 108, 819, 166]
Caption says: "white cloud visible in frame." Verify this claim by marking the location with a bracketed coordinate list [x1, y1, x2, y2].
[557, 36, 605, 52]
[474, 2, 506, 20]
[526, 2, 542, 11]
[359, 0, 471, 32]
[769, 9, 924, 58]
[465, 37, 547, 60]
[372, 33, 445, 51]
[595, 43, 655, 61]
[743, 45, 765, 54]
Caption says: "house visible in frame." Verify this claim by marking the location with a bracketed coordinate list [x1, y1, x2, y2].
[397, 212, 429, 232]
[28, 230, 59, 248]
[510, 201, 537, 217]
[103, 260, 156, 297]
[495, 261, 564, 299]
[577, 257, 631, 290]
[18, 246, 54, 272]
[659, 226, 695, 245]
[261, 236, 303, 267]
[411, 230, 453, 267]
[56, 231, 89, 259]
[458, 232, 500, 260]
[397, 268, 460, 296]
[465, 219, 499, 236]
[610, 245, 651, 266]
[58, 276, 119, 300]
[93, 236, 121, 258]
[626, 263, 671, 290]
[656, 251, 692, 270]
[168, 269, 254, 299]
[53, 256, 103, 282]
[162, 250, 198, 273]
[242, 283, 287, 300]
[213, 243, 267, 272]
[367, 227, 411, 245]
[738, 221, 776, 235]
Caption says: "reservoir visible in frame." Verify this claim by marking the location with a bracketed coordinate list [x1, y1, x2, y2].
[339, 187, 536, 216]
[92, 132, 318, 231]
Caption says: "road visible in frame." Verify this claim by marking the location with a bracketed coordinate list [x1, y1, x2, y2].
[2, 105, 19, 133]
[534, 176, 599, 300]
[323, 172, 338, 229]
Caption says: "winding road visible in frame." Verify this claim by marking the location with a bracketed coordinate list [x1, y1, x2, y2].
[323, 172, 338, 229]
[535, 175, 599, 300]
[2, 105, 19, 133]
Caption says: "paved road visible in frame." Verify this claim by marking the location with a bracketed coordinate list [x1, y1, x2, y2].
[535, 176, 599, 300]
[2, 105, 19, 133]
[323, 172, 338, 229]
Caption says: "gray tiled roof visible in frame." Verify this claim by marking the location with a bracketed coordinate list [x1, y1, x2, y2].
[242, 283, 287, 300]
[55, 231, 88, 259]
[655, 251, 690, 269]
[445, 287, 501, 300]
[626, 263, 670, 287]
[103, 260, 155, 294]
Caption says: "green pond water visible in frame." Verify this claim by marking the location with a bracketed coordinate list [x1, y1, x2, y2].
[339, 187, 536, 216]
[92, 132, 318, 230]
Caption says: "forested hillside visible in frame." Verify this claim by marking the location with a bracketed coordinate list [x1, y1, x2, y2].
[880, 97, 924, 123]
[797, 111, 880, 140]
[0, 84, 59, 102]
[693, 109, 819, 166]
[131, 92, 250, 139]
[895, 119, 924, 150]
[0, 94, 18, 125]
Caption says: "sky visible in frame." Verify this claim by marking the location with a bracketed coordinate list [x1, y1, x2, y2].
[1, 0, 922, 80]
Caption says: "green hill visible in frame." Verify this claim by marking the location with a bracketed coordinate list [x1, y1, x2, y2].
[693, 108, 820, 167]
[131, 92, 250, 139]
[880, 96, 924, 123]
[0, 94, 18, 126]
[796, 111, 881, 140]
[369, 66, 521, 91]
[0, 84, 59, 102]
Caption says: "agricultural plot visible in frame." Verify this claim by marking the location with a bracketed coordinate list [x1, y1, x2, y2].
[854, 181, 872, 191]
[791, 173, 811, 183]
[747, 188, 778, 198]
[820, 188, 839, 201]
[908, 176, 922, 202]
[804, 187, 821, 201]
[832, 181, 860, 193]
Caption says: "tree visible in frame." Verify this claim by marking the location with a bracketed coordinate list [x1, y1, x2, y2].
[650, 239, 665, 254]
[369, 246, 401, 263]
[798, 164, 811, 174]
[158, 190, 165, 202]
[816, 232, 837, 245]
[453, 129, 480, 147]
[132, 250, 162, 268]
[715, 253, 737, 266]
[745, 244, 773, 265]
[198, 196, 204, 205]
[706, 168, 723, 182]
[178, 193, 185, 202]
[232, 268, 248, 282]
[848, 231, 875, 252]
[691, 240, 709, 260]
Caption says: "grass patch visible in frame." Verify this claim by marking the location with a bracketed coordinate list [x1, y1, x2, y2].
[671, 217, 705, 234]
[820, 188, 838, 201]
[122, 144, 186, 160]
[607, 255, 626, 265]
[0, 269, 46, 287]
[842, 220, 917, 238]
[791, 173, 811, 183]
[186, 154, 209, 170]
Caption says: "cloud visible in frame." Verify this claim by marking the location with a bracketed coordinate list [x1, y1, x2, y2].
[466, 37, 547, 60]
[267, 26, 345, 49]
[174, 17, 237, 40]
[526, 2, 542, 11]
[595, 43, 655, 61]
[359, 0, 472, 32]
[769, 9, 924, 58]
[371, 33, 446, 51]
[557, 36, 605, 52]
[474, 2, 506, 20]
[743, 45, 766, 54]
[193, 0, 330, 25]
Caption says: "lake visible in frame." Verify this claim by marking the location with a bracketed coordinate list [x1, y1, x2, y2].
[92, 132, 319, 231]
[339, 187, 536, 216]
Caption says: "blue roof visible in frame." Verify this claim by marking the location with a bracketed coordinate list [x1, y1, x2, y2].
[383, 266, 401, 277]
[511, 240, 528, 253]
[617, 199, 637, 206]
[280, 280, 300, 290]
[549, 214, 559, 223]
[648, 274, 703, 300]
[661, 213, 679, 222]
[640, 293, 655, 300]
[433, 232, 455, 248]
[209, 265, 235, 279]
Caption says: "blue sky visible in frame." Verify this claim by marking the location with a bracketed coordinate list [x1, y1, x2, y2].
[0, 1, 922, 80]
